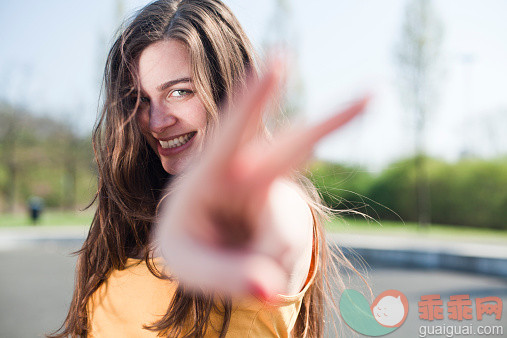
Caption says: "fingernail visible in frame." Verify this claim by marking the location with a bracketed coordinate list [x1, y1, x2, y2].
[248, 281, 270, 301]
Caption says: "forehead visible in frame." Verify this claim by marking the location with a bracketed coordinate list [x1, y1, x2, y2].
[137, 39, 191, 92]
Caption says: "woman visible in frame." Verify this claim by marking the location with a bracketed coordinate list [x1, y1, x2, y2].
[51, 0, 367, 337]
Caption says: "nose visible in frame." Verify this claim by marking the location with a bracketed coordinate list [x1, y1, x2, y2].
[148, 102, 177, 135]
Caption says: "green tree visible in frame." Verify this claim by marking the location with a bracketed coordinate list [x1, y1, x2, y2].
[0, 103, 23, 212]
[395, 0, 444, 227]
[0, 102, 95, 211]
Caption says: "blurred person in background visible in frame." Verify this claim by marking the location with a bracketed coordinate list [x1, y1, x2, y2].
[50, 0, 367, 336]
[28, 196, 43, 225]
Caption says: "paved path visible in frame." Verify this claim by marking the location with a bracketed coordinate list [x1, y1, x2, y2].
[331, 232, 507, 260]
[331, 232, 507, 278]
[0, 226, 88, 251]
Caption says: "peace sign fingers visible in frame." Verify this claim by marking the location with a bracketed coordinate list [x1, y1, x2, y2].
[243, 96, 370, 190]
[202, 59, 284, 175]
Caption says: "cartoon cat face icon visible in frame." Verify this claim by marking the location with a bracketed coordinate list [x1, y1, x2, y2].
[371, 290, 408, 327]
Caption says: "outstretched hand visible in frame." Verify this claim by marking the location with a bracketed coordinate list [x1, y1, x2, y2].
[154, 58, 369, 300]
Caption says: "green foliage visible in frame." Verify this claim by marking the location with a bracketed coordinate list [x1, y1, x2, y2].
[309, 157, 507, 229]
[308, 161, 376, 215]
[428, 158, 507, 229]
[0, 102, 96, 211]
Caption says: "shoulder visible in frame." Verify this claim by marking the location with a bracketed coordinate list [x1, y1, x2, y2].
[88, 259, 177, 337]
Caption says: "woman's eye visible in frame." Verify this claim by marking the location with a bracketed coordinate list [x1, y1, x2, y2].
[169, 89, 192, 99]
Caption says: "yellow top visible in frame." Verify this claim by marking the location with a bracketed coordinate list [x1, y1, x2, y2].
[87, 240, 317, 338]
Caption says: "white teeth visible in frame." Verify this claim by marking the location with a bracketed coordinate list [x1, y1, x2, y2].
[159, 132, 194, 149]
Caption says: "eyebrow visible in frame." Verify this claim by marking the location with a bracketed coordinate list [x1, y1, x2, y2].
[156, 77, 192, 92]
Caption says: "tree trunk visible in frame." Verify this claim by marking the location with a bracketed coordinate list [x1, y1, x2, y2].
[414, 153, 431, 227]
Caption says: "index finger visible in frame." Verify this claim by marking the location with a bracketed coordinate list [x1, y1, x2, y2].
[204, 58, 284, 172]
[251, 95, 370, 188]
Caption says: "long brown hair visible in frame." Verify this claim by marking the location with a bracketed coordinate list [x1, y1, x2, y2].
[50, 0, 360, 337]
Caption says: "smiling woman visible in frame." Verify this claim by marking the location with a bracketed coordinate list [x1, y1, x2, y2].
[49, 0, 367, 337]
[136, 39, 207, 174]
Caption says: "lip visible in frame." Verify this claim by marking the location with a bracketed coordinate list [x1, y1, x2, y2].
[156, 132, 196, 156]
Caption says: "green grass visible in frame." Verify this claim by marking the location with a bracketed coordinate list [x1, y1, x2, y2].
[328, 217, 507, 244]
[0, 209, 94, 227]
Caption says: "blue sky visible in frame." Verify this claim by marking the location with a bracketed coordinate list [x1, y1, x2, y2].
[1, 0, 506, 170]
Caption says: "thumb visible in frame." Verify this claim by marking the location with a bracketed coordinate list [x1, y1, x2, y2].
[242, 254, 288, 301]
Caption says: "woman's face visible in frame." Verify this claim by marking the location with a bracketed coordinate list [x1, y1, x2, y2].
[136, 39, 207, 175]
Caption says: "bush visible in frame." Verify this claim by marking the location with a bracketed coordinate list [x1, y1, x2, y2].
[309, 157, 507, 229]
[307, 161, 375, 215]
[428, 159, 507, 229]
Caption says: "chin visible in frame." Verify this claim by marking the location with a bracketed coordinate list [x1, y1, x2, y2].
[161, 158, 187, 175]
[162, 161, 179, 175]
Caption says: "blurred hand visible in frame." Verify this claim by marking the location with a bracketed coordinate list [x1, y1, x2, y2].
[154, 58, 369, 300]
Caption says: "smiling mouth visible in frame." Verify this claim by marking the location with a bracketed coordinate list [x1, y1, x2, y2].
[159, 131, 196, 149]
